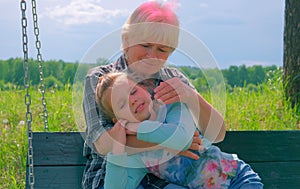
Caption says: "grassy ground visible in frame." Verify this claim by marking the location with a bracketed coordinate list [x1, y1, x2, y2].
[225, 83, 299, 130]
[0, 82, 299, 188]
[0, 88, 77, 188]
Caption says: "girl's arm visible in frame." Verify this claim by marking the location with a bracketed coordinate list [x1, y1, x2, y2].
[104, 153, 147, 189]
[135, 102, 196, 151]
[104, 121, 148, 189]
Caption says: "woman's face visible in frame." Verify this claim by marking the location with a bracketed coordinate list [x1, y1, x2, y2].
[125, 43, 173, 76]
[107, 77, 153, 122]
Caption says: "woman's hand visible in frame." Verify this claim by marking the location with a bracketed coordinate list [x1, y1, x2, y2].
[108, 119, 128, 154]
[154, 77, 195, 105]
[154, 78, 226, 143]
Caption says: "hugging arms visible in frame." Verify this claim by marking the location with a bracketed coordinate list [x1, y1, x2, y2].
[95, 72, 263, 189]
[81, 58, 224, 189]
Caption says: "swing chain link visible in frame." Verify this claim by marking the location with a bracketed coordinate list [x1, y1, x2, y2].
[20, 0, 35, 188]
[31, 0, 49, 132]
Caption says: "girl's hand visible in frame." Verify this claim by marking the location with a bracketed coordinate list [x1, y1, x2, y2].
[154, 77, 194, 104]
[189, 130, 205, 151]
[172, 131, 205, 160]
[108, 119, 128, 154]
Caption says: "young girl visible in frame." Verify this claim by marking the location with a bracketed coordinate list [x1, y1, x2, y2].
[95, 72, 263, 189]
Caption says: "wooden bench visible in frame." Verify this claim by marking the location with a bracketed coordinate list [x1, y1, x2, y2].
[26, 131, 300, 189]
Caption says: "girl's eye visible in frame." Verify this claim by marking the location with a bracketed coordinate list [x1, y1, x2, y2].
[119, 100, 126, 109]
[130, 88, 137, 95]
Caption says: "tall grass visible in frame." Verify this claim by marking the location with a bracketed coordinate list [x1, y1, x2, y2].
[0, 75, 299, 188]
[225, 84, 299, 130]
[225, 69, 299, 130]
[0, 87, 77, 188]
[1, 90, 27, 188]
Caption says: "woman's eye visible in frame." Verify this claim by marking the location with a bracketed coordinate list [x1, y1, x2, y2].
[158, 48, 168, 53]
[140, 44, 149, 48]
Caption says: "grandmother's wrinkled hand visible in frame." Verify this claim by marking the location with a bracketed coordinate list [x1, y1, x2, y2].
[153, 77, 194, 104]
[108, 119, 128, 145]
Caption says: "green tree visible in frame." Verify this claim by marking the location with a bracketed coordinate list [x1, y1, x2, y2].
[238, 65, 249, 86]
[11, 58, 24, 86]
[44, 60, 63, 82]
[179, 66, 193, 79]
[223, 65, 239, 87]
[63, 63, 77, 84]
[0, 60, 9, 81]
[29, 59, 41, 86]
[248, 65, 265, 85]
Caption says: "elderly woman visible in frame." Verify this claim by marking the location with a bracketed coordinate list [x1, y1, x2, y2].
[82, 1, 228, 188]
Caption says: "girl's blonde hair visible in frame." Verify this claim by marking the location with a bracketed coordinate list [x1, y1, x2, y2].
[95, 72, 140, 121]
[121, 1, 180, 50]
[95, 72, 124, 121]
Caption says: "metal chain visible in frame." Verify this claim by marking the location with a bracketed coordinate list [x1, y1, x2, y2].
[20, 1, 34, 188]
[31, 0, 49, 131]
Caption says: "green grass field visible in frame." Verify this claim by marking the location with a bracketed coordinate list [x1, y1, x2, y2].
[0, 81, 299, 188]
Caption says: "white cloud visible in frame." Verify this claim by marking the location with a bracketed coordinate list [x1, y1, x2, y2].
[44, 0, 129, 25]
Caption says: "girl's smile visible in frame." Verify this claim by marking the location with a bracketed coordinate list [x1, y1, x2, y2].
[108, 75, 153, 122]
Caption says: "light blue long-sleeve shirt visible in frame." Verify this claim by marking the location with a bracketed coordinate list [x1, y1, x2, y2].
[104, 101, 239, 189]
[104, 102, 196, 189]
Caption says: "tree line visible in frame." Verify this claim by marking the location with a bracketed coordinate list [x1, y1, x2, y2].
[0, 58, 279, 91]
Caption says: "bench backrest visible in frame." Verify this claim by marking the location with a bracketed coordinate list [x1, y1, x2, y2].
[26, 131, 300, 189]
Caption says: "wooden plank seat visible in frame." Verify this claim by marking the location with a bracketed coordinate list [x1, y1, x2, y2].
[26, 131, 300, 189]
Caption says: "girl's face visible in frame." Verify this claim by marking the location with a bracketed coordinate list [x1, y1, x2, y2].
[125, 43, 173, 76]
[108, 77, 153, 122]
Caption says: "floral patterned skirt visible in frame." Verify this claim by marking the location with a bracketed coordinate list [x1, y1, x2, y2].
[141, 146, 238, 189]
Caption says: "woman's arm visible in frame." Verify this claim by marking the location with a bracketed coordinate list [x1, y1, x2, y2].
[93, 123, 201, 156]
[187, 89, 226, 143]
[125, 133, 202, 160]
[94, 124, 167, 155]
[154, 78, 226, 143]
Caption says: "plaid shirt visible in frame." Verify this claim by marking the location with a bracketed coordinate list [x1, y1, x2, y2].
[81, 55, 193, 189]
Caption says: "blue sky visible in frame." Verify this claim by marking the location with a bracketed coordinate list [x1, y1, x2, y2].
[1, 0, 285, 68]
